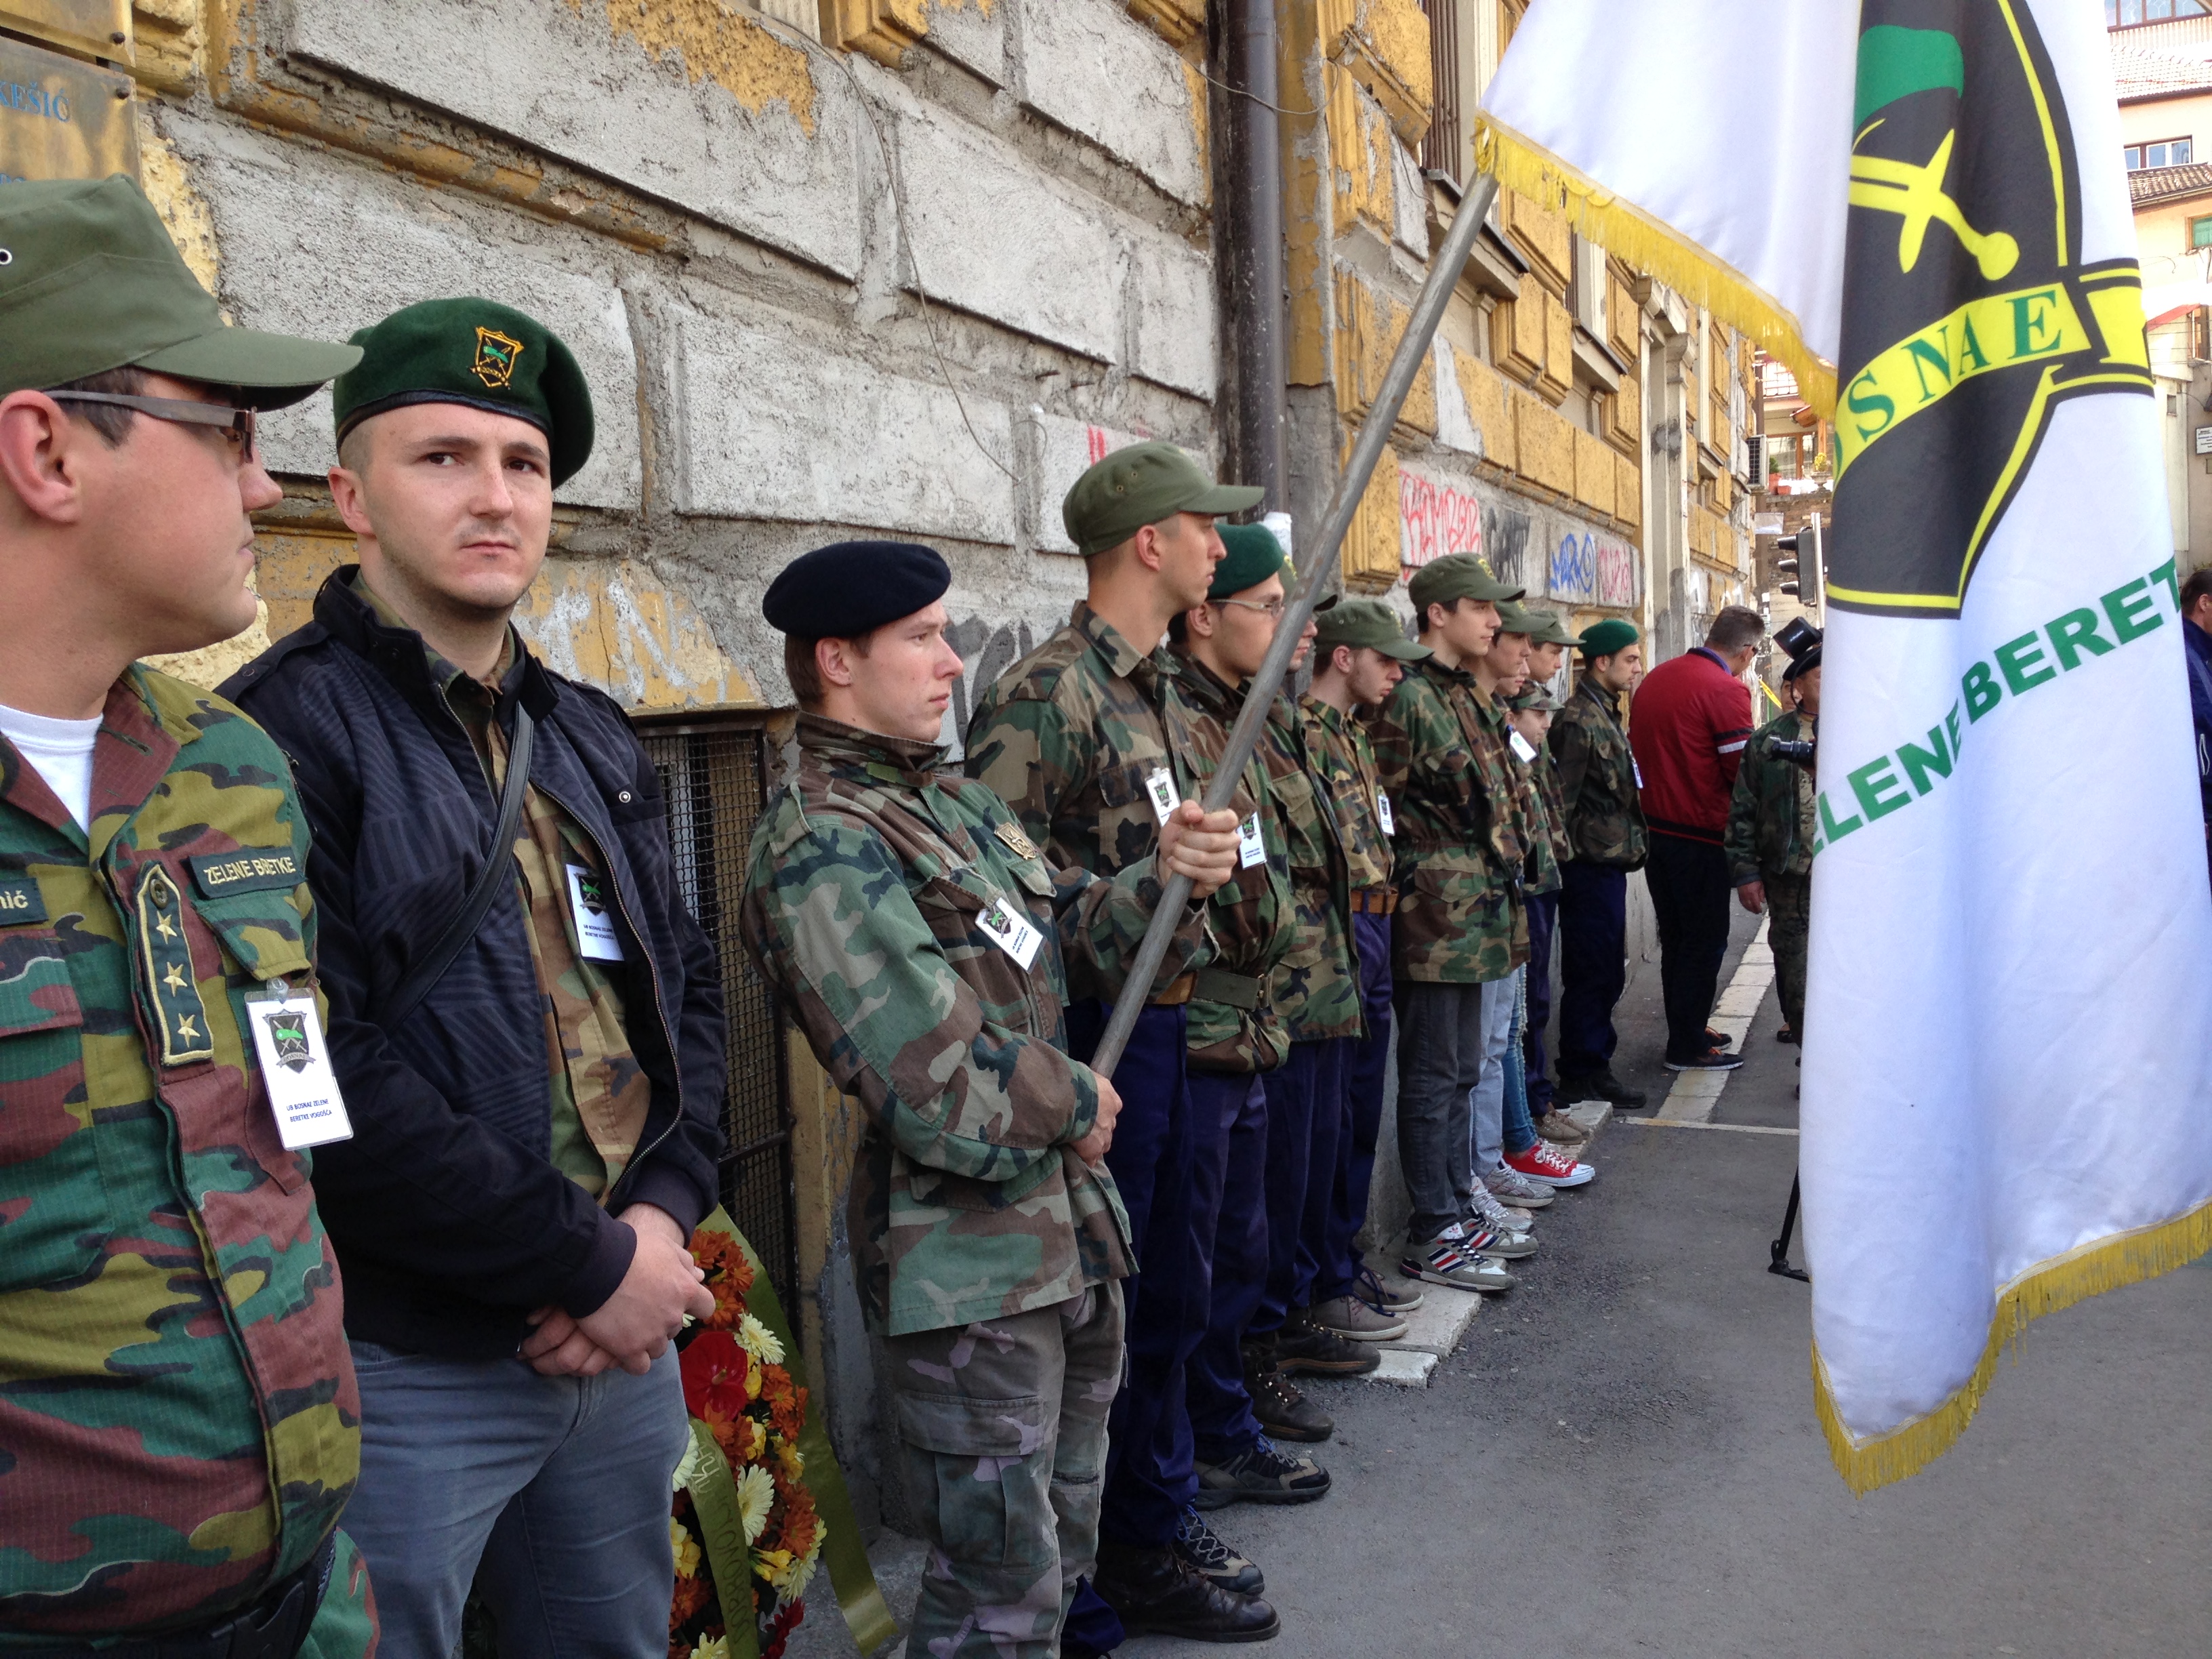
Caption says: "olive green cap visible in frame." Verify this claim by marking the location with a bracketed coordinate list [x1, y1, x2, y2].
[1508, 683, 1563, 713]
[1525, 610, 1580, 646]
[1406, 552, 1525, 614]
[1063, 441, 1263, 556]
[0, 175, 361, 407]
[1315, 597, 1429, 661]
[333, 298, 594, 485]
[1496, 600, 1538, 635]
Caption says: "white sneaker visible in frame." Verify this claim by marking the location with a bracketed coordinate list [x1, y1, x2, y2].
[1467, 1183, 1534, 1237]
[1484, 1164, 1556, 1209]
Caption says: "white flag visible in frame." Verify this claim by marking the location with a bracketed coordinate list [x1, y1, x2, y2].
[1487, 0, 2212, 1492]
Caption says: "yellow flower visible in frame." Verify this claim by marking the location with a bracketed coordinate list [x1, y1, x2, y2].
[735, 1462, 777, 1544]
[691, 1636, 729, 1659]
[775, 1440, 804, 1483]
[670, 1516, 701, 1578]
[737, 1313, 785, 1366]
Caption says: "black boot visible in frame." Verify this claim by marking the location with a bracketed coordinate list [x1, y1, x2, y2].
[1560, 1067, 1648, 1109]
[1242, 1340, 1333, 1443]
[1093, 1539, 1281, 1643]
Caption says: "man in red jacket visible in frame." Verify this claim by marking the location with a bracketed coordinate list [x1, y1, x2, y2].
[1629, 606, 1763, 1071]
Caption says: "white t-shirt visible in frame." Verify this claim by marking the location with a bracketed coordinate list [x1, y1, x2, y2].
[0, 701, 104, 832]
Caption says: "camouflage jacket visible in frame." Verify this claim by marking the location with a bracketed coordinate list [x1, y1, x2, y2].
[1261, 694, 1359, 1042]
[1723, 710, 1818, 884]
[1160, 655, 1294, 1071]
[1372, 657, 1526, 984]
[741, 716, 1206, 1337]
[966, 601, 1195, 884]
[1550, 677, 1648, 868]
[0, 669, 356, 1641]
[1516, 739, 1567, 899]
[1300, 695, 1393, 895]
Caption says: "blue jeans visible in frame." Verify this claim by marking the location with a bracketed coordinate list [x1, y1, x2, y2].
[1468, 970, 1519, 1172]
[1500, 967, 1538, 1156]
[342, 1340, 689, 1659]
[1523, 889, 1559, 1113]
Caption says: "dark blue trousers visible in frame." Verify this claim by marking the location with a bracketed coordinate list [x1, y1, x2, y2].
[1557, 862, 1628, 1077]
[1066, 1000, 1197, 1551]
[1185, 1070, 1268, 1466]
[1318, 910, 1394, 1302]
[1523, 889, 1559, 1113]
[1252, 1040, 1347, 1338]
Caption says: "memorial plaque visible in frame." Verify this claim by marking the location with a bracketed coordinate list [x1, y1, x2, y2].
[1, 35, 137, 186]
[0, 1, 131, 62]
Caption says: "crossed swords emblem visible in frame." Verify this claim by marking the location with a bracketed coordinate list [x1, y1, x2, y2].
[1849, 128, 2019, 281]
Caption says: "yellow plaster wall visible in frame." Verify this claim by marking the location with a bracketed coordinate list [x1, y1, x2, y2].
[1281, 1, 1331, 387]
[1573, 426, 1614, 519]
[1340, 441, 1403, 593]
[1335, 270, 1436, 436]
[571, 0, 819, 134]
[137, 122, 221, 292]
[1506, 188, 1569, 295]
[1126, 0, 1204, 52]
[1605, 372, 1640, 455]
[822, 0, 930, 64]
[1538, 289, 1571, 403]
[1454, 351, 1509, 464]
[1614, 451, 1641, 529]
[1491, 293, 1544, 388]
[1513, 388, 1574, 498]
[1322, 0, 1432, 146]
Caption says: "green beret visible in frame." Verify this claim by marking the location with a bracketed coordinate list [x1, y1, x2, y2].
[1315, 598, 1429, 661]
[334, 298, 594, 485]
[1407, 553, 1524, 615]
[1063, 441, 1263, 556]
[1209, 523, 1288, 599]
[1579, 617, 1641, 659]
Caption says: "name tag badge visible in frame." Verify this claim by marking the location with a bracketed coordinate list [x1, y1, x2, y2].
[246, 988, 354, 1150]
[1376, 792, 1395, 836]
[1237, 812, 1267, 869]
[566, 865, 626, 962]
[1632, 756, 1646, 789]
[1509, 731, 1538, 764]
[1145, 768, 1181, 825]
[977, 893, 1044, 969]
[0, 878, 46, 924]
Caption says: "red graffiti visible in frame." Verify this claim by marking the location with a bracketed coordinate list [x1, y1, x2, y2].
[1398, 470, 1483, 573]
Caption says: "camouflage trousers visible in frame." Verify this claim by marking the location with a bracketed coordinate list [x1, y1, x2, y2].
[299, 1530, 380, 1659]
[884, 1282, 1126, 1658]
[1767, 870, 1811, 1038]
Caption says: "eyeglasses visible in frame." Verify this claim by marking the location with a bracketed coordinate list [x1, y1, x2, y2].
[1216, 597, 1286, 619]
[44, 391, 258, 462]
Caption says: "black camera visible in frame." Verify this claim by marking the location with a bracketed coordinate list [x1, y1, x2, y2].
[1767, 737, 1816, 769]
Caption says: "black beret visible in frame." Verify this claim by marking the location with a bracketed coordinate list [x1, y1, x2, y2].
[762, 541, 952, 638]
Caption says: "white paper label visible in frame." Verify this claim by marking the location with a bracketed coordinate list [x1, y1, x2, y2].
[1376, 792, 1395, 835]
[1237, 812, 1267, 869]
[1145, 767, 1181, 825]
[976, 893, 1044, 969]
[247, 992, 354, 1149]
[567, 864, 626, 961]
[1509, 731, 1538, 763]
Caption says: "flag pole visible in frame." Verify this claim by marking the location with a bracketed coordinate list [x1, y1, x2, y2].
[1089, 171, 1503, 1080]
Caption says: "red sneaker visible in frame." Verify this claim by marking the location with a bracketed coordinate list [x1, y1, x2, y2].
[1504, 1140, 1594, 1188]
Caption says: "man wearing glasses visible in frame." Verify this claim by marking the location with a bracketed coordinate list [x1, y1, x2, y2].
[0, 176, 378, 1654]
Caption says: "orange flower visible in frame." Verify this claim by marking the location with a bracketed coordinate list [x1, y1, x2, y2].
[670, 1570, 710, 1631]
[687, 1230, 756, 1330]
[759, 1368, 808, 1443]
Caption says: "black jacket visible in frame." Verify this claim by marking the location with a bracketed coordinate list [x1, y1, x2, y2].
[222, 571, 724, 1359]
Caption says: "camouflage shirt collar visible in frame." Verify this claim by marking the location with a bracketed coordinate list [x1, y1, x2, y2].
[1168, 645, 1247, 719]
[1578, 676, 1628, 729]
[795, 712, 949, 787]
[1302, 693, 1351, 737]
[349, 569, 520, 704]
[1070, 599, 1176, 688]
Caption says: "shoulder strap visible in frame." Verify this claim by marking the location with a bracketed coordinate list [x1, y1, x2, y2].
[384, 705, 535, 1030]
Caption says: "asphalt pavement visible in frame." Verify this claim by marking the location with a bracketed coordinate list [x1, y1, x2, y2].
[842, 901, 2212, 1658]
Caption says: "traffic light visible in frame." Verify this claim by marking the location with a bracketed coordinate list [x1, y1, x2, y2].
[1771, 514, 1823, 605]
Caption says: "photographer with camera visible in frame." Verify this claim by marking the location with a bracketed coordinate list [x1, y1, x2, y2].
[1723, 620, 1821, 1044]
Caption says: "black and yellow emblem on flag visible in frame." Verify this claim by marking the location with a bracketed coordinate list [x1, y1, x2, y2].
[472, 326, 525, 390]
[1830, 0, 2154, 617]
[261, 1007, 313, 1073]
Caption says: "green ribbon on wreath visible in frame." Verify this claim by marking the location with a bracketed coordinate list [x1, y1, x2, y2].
[690, 1208, 899, 1658]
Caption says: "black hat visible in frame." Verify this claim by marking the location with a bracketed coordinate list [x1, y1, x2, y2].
[1775, 615, 1823, 682]
[763, 540, 952, 638]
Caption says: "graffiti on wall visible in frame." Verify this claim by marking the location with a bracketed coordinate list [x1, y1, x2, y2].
[1549, 531, 1640, 610]
[1481, 502, 1532, 596]
[1399, 468, 1483, 572]
[943, 613, 1038, 754]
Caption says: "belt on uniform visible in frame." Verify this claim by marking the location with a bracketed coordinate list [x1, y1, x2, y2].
[1349, 886, 1399, 914]
[1149, 972, 1195, 1006]
[1192, 966, 1263, 1011]
[7, 1536, 337, 1659]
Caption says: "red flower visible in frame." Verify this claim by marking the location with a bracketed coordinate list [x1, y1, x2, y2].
[680, 1330, 753, 1422]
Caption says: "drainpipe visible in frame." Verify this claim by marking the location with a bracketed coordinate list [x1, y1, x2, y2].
[1224, 0, 1286, 509]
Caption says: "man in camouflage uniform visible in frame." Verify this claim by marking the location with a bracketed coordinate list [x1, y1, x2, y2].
[1549, 619, 1650, 1107]
[1372, 555, 1532, 1292]
[1725, 635, 1821, 1042]
[966, 445, 1279, 1642]
[1162, 527, 1334, 1559]
[1298, 600, 1430, 1341]
[739, 541, 1244, 1658]
[1515, 615, 1589, 1145]
[0, 177, 376, 1656]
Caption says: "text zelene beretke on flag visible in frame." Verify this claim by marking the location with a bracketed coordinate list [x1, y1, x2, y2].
[1485, 0, 2212, 1493]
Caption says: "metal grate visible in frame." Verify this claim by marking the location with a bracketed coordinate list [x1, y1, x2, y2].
[640, 718, 798, 1323]
[1420, 0, 1462, 181]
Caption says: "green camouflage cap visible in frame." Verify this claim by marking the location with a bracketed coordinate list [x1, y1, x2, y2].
[1406, 552, 1524, 614]
[1063, 441, 1263, 556]
[0, 175, 361, 407]
[334, 298, 594, 485]
[1315, 596, 1429, 661]
[1508, 683, 1564, 712]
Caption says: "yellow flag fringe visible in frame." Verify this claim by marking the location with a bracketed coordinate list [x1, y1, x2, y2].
[1473, 117, 1839, 419]
[1813, 1196, 2212, 1494]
